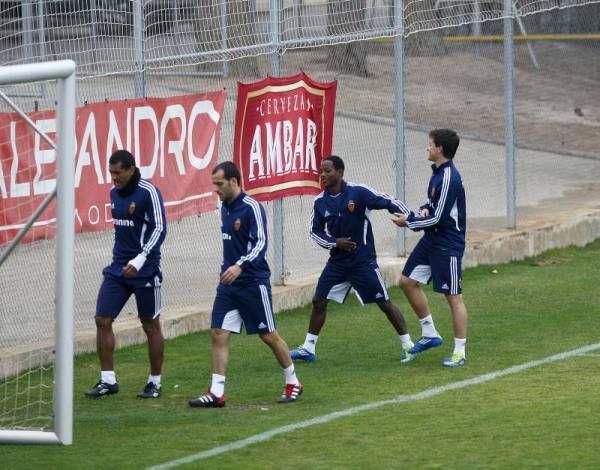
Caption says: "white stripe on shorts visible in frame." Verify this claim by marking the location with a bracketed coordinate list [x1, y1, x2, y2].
[259, 284, 275, 332]
[450, 256, 458, 295]
[374, 268, 389, 301]
[152, 275, 162, 319]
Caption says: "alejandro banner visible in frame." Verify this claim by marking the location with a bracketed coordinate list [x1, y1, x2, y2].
[0, 91, 226, 245]
[233, 72, 337, 201]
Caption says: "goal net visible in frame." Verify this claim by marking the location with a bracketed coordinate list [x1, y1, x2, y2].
[0, 60, 76, 445]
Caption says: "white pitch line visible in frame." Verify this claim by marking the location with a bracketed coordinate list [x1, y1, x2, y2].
[149, 342, 600, 470]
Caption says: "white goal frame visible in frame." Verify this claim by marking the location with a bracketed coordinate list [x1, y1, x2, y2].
[0, 60, 76, 445]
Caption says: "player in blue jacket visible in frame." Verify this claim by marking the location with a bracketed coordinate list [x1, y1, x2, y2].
[86, 150, 167, 399]
[189, 162, 302, 407]
[392, 129, 469, 367]
[290, 155, 416, 363]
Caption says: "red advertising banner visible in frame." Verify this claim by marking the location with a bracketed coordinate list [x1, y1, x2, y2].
[233, 72, 337, 201]
[0, 91, 226, 245]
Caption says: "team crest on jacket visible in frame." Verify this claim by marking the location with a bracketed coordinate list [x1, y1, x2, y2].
[347, 200, 355, 213]
[128, 202, 136, 215]
[234, 218, 241, 231]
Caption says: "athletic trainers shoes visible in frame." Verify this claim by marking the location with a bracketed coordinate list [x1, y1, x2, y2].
[85, 380, 119, 398]
[188, 390, 226, 408]
[400, 347, 416, 363]
[442, 352, 466, 367]
[409, 336, 444, 354]
[289, 346, 316, 363]
[278, 383, 303, 403]
[137, 381, 161, 399]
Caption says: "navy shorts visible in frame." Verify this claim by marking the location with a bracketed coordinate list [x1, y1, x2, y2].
[315, 259, 389, 305]
[96, 271, 163, 320]
[211, 282, 276, 335]
[402, 238, 463, 295]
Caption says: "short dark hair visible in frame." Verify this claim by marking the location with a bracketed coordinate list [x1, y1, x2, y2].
[429, 129, 460, 159]
[212, 161, 241, 185]
[109, 149, 136, 169]
[324, 155, 344, 172]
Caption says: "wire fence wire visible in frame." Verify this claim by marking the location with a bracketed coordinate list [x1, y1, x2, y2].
[1, 2, 599, 363]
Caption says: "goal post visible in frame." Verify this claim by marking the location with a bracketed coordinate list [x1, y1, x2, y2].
[0, 60, 76, 445]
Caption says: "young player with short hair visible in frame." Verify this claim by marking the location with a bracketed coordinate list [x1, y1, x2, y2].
[392, 129, 469, 367]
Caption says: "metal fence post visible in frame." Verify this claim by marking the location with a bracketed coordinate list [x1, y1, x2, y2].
[394, 0, 406, 257]
[504, 0, 516, 229]
[270, 0, 285, 285]
[133, 0, 145, 97]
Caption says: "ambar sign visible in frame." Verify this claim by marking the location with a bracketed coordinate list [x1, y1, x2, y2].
[234, 73, 337, 201]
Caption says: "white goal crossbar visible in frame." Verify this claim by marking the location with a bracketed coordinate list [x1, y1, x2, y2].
[0, 60, 76, 445]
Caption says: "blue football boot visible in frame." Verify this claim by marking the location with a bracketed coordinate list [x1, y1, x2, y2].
[409, 336, 444, 354]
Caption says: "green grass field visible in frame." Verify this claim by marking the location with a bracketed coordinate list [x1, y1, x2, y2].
[4, 240, 600, 469]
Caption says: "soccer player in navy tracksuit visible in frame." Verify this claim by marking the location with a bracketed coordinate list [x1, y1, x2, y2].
[392, 129, 469, 367]
[85, 150, 167, 399]
[188, 161, 302, 408]
[290, 155, 416, 363]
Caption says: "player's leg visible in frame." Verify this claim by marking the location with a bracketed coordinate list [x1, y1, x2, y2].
[429, 255, 466, 366]
[135, 274, 164, 398]
[261, 331, 303, 403]
[86, 275, 130, 398]
[291, 261, 349, 362]
[400, 239, 443, 353]
[434, 255, 467, 367]
[235, 282, 303, 403]
[350, 262, 415, 362]
[96, 316, 116, 372]
[189, 285, 239, 407]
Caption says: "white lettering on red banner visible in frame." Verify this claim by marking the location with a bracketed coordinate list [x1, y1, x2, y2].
[234, 73, 336, 201]
[0, 92, 226, 245]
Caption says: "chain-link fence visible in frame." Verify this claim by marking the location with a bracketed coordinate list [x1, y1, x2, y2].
[1, 1, 599, 353]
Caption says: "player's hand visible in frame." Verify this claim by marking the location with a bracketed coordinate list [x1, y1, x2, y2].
[336, 237, 357, 252]
[122, 264, 138, 278]
[220, 265, 242, 285]
[391, 214, 408, 227]
[419, 208, 430, 217]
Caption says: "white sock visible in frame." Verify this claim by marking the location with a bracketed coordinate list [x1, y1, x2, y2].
[283, 364, 300, 385]
[302, 333, 318, 354]
[210, 373, 226, 397]
[454, 338, 466, 356]
[148, 374, 161, 388]
[399, 334, 414, 350]
[419, 314, 440, 338]
[101, 370, 116, 385]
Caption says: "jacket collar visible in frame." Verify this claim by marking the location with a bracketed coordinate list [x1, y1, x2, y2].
[325, 179, 347, 196]
[431, 160, 453, 174]
[224, 191, 246, 210]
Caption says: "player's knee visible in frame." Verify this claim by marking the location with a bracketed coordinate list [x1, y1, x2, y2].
[312, 296, 328, 312]
[211, 328, 229, 344]
[399, 275, 415, 291]
[376, 300, 394, 314]
[94, 316, 113, 329]
[141, 319, 161, 335]
[446, 294, 465, 308]
[259, 331, 278, 346]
